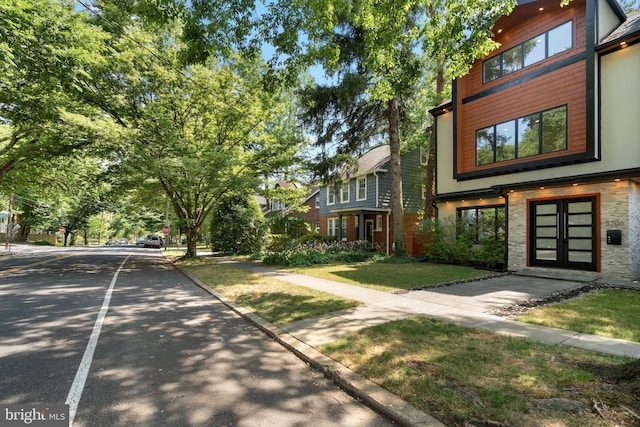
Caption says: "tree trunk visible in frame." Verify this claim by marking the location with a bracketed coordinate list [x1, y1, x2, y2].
[387, 98, 407, 257]
[185, 227, 198, 258]
[424, 65, 446, 220]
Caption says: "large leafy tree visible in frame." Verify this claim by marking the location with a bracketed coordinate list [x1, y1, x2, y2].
[263, 0, 514, 256]
[0, 0, 111, 181]
[81, 10, 290, 257]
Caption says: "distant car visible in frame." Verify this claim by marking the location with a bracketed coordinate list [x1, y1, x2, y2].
[118, 238, 129, 245]
[144, 234, 162, 248]
[135, 237, 145, 247]
[106, 239, 118, 246]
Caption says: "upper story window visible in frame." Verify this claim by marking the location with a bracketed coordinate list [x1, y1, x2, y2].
[483, 21, 573, 84]
[327, 187, 335, 205]
[272, 200, 285, 211]
[341, 181, 350, 203]
[315, 195, 320, 208]
[476, 105, 567, 166]
[357, 177, 367, 201]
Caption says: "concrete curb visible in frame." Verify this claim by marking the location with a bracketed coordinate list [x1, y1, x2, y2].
[172, 263, 445, 427]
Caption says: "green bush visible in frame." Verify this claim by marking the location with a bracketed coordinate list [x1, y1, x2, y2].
[260, 239, 381, 267]
[33, 240, 54, 246]
[476, 236, 505, 268]
[210, 195, 268, 254]
[417, 218, 505, 268]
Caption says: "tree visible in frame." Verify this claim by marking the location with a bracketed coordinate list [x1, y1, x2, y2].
[210, 195, 267, 254]
[0, 0, 111, 180]
[262, 0, 514, 256]
[84, 12, 293, 257]
[420, 0, 516, 221]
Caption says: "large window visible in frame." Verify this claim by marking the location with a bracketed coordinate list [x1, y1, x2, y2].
[476, 105, 567, 166]
[483, 21, 573, 83]
[457, 206, 506, 242]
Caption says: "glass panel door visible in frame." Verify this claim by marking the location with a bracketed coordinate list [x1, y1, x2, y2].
[565, 199, 595, 268]
[530, 197, 596, 271]
[534, 203, 558, 263]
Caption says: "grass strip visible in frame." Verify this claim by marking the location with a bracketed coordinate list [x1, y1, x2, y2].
[517, 289, 640, 342]
[319, 317, 636, 427]
[293, 260, 492, 292]
[179, 258, 361, 324]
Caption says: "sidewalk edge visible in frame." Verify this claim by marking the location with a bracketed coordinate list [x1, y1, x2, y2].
[173, 263, 445, 427]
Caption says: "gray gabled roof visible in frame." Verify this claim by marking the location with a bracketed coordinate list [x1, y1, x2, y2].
[600, 12, 640, 46]
[353, 145, 390, 176]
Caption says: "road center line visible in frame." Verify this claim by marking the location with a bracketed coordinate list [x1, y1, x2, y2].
[65, 253, 132, 426]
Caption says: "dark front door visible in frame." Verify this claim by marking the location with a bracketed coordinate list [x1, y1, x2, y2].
[530, 196, 597, 271]
[365, 220, 374, 244]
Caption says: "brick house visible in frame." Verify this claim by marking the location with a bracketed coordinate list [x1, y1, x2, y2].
[318, 145, 426, 255]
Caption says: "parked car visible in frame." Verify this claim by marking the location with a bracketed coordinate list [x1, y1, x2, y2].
[135, 237, 145, 247]
[144, 234, 162, 248]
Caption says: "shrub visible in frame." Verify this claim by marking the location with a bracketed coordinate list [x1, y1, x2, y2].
[417, 217, 505, 268]
[211, 195, 268, 254]
[33, 240, 54, 246]
[476, 236, 506, 268]
[259, 239, 382, 267]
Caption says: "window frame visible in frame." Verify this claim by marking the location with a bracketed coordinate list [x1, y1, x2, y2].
[375, 215, 383, 231]
[327, 186, 335, 205]
[475, 105, 567, 166]
[328, 218, 338, 236]
[457, 205, 506, 243]
[341, 181, 350, 203]
[482, 20, 573, 84]
[341, 217, 347, 240]
[357, 177, 367, 201]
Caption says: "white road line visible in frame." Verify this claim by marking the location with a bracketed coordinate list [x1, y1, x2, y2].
[65, 253, 132, 426]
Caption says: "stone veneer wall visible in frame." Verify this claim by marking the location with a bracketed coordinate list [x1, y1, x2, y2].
[629, 181, 640, 281]
[507, 180, 637, 281]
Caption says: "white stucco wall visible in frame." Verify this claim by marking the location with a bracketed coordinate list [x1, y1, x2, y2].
[435, 44, 640, 197]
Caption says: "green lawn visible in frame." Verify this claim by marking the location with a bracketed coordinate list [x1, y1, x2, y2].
[517, 289, 640, 342]
[178, 258, 361, 324]
[320, 317, 636, 427]
[176, 256, 639, 425]
[292, 260, 492, 292]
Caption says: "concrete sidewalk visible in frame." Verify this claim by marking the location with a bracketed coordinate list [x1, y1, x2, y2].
[225, 258, 640, 358]
[181, 255, 640, 427]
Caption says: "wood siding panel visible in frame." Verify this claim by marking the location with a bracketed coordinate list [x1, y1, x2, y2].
[464, 0, 587, 96]
[455, 0, 588, 176]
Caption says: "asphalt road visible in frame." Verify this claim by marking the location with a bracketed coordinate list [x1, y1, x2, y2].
[0, 246, 393, 426]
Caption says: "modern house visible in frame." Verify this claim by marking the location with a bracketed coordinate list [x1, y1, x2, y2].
[430, 0, 640, 280]
[318, 145, 426, 255]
